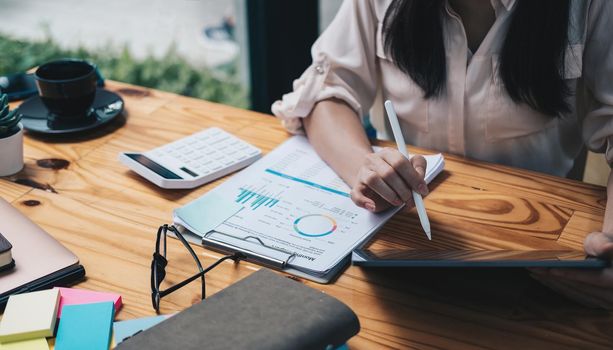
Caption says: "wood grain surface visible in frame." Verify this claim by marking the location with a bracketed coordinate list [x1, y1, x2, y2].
[1, 80, 611, 349]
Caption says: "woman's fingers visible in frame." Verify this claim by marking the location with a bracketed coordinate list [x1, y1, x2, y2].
[378, 149, 428, 196]
[353, 149, 429, 211]
[350, 185, 376, 211]
[410, 154, 428, 187]
[584, 231, 613, 259]
[358, 168, 402, 205]
[403, 195, 416, 212]
[351, 183, 393, 212]
[366, 151, 412, 203]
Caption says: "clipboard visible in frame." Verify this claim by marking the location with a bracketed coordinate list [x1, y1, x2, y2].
[173, 225, 351, 284]
[165, 136, 445, 284]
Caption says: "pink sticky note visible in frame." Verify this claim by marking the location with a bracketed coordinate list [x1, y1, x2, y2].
[55, 287, 122, 318]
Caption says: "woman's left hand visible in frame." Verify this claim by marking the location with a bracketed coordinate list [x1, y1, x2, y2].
[530, 231, 613, 310]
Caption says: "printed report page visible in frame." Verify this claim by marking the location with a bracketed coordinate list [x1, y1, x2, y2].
[201, 136, 441, 274]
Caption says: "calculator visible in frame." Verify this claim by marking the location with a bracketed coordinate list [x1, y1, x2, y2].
[119, 127, 262, 189]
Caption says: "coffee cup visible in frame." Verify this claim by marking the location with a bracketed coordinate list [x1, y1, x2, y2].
[34, 59, 97, 119]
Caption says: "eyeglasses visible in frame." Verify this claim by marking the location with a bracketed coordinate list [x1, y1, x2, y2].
[151, 224, 242, 313]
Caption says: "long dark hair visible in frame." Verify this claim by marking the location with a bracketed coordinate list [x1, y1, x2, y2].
[383, 0, 571, 116]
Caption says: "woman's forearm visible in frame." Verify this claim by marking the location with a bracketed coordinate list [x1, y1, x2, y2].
[303, 99, 373, 188]
[603, 170, 613, 233]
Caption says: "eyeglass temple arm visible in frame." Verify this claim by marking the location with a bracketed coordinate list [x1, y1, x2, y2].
[167, 226, 206, 272]
[158, 253, 243, 298]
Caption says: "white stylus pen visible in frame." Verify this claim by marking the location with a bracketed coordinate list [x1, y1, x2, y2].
[384, 100, 432, 240]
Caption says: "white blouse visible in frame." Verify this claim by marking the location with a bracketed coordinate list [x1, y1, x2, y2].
[271, 0, 613, 177]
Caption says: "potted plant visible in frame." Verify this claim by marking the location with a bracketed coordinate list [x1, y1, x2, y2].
[0, 93, 23, 176]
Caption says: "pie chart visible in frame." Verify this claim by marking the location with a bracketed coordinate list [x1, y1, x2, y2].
[293, 214, 337, 237]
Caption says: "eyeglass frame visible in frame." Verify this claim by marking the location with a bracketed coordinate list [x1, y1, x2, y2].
[151, 224, 242, 313]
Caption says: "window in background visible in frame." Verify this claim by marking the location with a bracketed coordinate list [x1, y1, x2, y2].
[0, 0, 250, 108]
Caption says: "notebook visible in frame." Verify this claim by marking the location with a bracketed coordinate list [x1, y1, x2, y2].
[0, 198, 85, 310]
[116, 269, 360, 350]
[0, 232, 14, 273]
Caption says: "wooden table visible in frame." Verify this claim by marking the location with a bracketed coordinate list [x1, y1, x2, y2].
[2, 81, 611, 349]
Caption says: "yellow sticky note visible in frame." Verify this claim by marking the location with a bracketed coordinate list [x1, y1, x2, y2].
[0, 289, 60, 343]
[0, 338, 49, 350]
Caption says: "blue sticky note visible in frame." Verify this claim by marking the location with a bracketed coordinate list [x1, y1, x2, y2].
[113, 315, 169, 344]
[175, 192, 243, 236]
[55, 301, 114, 350]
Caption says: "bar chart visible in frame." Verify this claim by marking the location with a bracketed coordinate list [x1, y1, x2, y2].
[235, 187, 281, 210]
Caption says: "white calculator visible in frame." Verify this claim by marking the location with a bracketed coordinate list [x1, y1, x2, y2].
[119, 127, 262, 189]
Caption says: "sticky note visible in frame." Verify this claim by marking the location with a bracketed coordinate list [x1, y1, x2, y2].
[54, 302, 114, 350]
[0, 289, 60, 343]
[113, 315, 170, 345]
[0, 338, 49, 350]
[174, 192, 243, 236]
[55, 287, 122, 317]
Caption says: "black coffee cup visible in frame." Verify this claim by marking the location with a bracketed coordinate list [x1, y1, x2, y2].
[34, 59, 97, 119]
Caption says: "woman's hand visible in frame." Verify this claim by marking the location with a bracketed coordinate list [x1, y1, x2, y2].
[530, 231, 613, 310]
[351, 147, 428, 213]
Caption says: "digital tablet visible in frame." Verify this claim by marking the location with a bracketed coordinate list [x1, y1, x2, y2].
[352, 248, 610, 268]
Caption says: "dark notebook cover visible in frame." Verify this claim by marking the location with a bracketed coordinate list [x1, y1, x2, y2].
[0, 232, 14, 272]
[117, 269, 360, 350]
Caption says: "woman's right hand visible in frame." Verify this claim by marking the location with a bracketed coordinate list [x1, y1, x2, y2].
[351, 147, 429, 212]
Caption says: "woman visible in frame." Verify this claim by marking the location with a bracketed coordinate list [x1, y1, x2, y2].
[273, 0, 613, 308]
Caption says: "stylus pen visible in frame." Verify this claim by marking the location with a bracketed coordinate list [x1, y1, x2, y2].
[384, 100, 432, 240]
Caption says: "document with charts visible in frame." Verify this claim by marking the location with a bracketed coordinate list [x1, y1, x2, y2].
[174, 136, 445, 278]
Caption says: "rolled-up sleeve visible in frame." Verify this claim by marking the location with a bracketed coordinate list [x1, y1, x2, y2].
[271, 0, 378, 134]
[582, 0, 613, 166]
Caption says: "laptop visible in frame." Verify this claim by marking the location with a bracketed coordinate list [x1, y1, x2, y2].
[0, 198, 85, 309]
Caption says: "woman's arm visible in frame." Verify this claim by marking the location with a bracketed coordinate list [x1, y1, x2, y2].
[302, 99, 372, 187]
[303, 99, 428, 212]
[584, 170, 613, 258]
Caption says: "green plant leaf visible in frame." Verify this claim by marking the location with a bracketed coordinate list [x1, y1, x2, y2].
[0, 34, 248, 109]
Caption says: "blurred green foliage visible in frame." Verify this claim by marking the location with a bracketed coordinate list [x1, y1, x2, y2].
[0, 34, 249, 108]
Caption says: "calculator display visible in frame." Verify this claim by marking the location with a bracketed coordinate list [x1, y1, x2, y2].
[125, 153, 183, 179]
